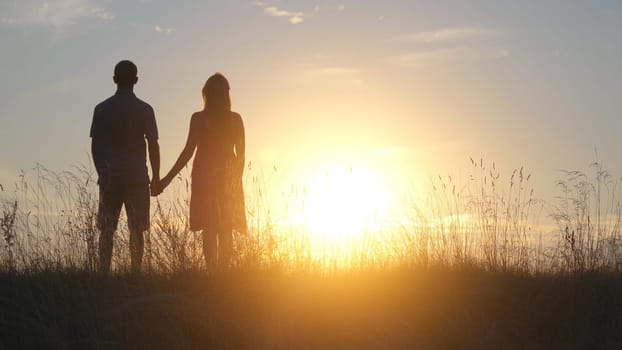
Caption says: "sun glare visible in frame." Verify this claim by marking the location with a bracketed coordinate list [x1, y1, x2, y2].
[302, 166, 391, 240]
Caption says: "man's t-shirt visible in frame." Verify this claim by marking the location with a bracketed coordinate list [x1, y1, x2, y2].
[90, 90, 158, 185]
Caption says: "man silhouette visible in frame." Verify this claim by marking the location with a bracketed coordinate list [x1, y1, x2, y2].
[90, 60, 160, 274]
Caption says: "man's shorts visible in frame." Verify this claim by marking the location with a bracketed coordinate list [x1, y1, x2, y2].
[97, 183, 150, 232]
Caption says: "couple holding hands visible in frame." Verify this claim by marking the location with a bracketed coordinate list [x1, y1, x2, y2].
[90, 60, 246, 274]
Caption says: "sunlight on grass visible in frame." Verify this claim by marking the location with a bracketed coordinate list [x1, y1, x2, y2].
[3, 159, 622, 273]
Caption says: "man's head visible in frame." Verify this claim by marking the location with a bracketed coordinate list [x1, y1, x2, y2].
[113, 60, 138, 87]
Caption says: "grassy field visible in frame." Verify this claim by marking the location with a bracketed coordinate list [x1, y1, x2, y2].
[1, 161, 622, 348]
[1, 268, 621, 349]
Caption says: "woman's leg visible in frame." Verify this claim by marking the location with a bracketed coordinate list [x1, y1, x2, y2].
[216, 189, 234, 266]
[218, 225, 233, 266]
[203, 186, 220, 270]
[202, 229, 217, 269]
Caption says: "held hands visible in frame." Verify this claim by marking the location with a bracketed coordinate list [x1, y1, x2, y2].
[150, 175, 172, 196]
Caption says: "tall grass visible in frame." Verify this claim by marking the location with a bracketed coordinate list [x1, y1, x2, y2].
[406, 158, 542, 272]
[1, 159, 621, 274]
[552, 161, 622, 272]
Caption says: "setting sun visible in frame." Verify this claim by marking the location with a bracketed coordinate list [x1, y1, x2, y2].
[301, 166, 391, 239]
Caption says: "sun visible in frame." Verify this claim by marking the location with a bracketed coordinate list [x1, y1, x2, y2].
[302, 166, 391, 240]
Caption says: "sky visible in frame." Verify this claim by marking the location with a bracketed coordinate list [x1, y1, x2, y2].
[1, 0, 622, 224]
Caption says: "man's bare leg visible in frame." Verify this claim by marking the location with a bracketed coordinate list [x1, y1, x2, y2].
[99, 229, 114, 274]
[129, 228, 144, 274]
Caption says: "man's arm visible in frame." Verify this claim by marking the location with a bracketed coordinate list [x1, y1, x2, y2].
[90, 106, 104, 180]
[148, 138, 160, 184]
[91, 137, 104, 179]
[145, 106, 160, 191]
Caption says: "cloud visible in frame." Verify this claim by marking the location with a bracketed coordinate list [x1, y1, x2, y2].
[0, 0, 115, 30]
[154, 25, 173, 34]
[264, 7, 290, 17]
[299, 63, 364, 86]
[289, 15, 304, 24]
[251, 2, 305, 24]
[1, 18, 20, 24]
[296, 53, 361, 80]
[337, 5, 345, 12]
[90, 7, 115, 21]
[264, 6, 304, 24]
[385, 26, 507, 65]
[392, 27, 497, 43]
[305, 5, 320, 18]
[387, 47, 509, 64]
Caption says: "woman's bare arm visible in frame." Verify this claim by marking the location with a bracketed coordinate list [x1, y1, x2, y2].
[158, 115, 200, 193]
[233, 113, 245, 171]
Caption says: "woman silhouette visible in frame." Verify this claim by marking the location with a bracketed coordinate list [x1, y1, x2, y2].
[158, 73, 246, 268]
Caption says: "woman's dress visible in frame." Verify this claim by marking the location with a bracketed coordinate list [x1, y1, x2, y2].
[189, 111, 247, 234]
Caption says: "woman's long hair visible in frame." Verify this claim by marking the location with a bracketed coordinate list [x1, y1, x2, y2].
[202, 73, 231, 117]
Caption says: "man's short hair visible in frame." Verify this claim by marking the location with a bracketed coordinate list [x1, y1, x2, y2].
[114, 60, 138, 85]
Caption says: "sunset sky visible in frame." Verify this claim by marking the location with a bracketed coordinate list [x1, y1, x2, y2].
[1, 0, 622, 224]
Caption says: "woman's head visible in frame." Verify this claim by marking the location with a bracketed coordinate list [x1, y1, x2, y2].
[202, 73, 231, 114]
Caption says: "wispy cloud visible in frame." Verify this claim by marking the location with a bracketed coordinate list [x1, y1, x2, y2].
[264, 6, 304, 24]
[1, 17, 20, 24]
[337, 5, 345, 12]
[297, 59, 364, 86]
[250, 2, 305, 24]
[392, 27, 497, 43]
[0, 0, 115, 30]
[90, 7, 115, 21]
[264, 7, 291, 17]
[387, 47, 509, 64]
[289, 16, 304, 25]
[386, 25, 507, 64]
[154, 25, 173, 34]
